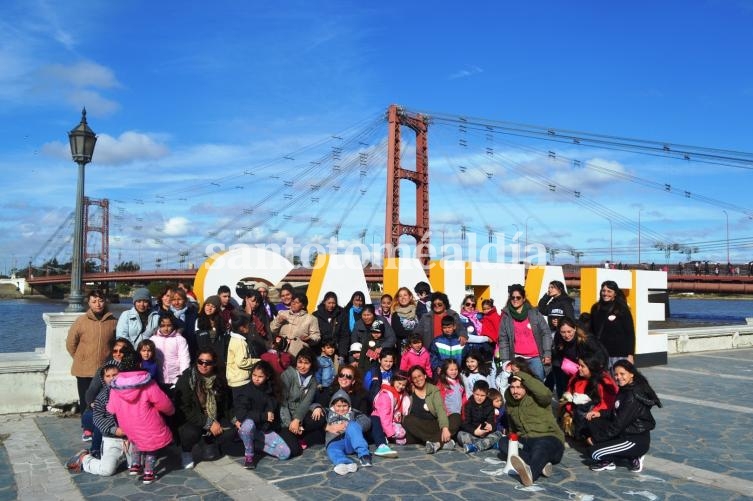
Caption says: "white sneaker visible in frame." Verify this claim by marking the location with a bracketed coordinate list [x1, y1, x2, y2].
[333, 463, 350, 475]
[511, 455, 533, 487]
[346, 462, 358, 473]
[541, 462, 553, 478]
[442, 439, 456, 451]
[181, 452, 194, 469]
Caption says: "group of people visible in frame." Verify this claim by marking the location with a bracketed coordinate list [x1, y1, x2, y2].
[63, 278, 661, 488]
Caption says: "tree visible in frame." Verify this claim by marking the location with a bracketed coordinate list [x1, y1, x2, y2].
[114, 261, 141, 272]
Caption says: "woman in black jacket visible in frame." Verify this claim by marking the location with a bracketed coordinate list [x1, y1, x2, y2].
[589, 280, 636, 369]
[586, 359, 662, 473]
[313, 291, 343, 354]
[537, 280, 575, 332]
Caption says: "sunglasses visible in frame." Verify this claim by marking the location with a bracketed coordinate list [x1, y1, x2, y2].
[432, 302, 445, 307]
[197, 359, 216, 367]
[337, 373, 355, 380]
[510, 295, 523, 300]
[464, 302, 473, 307]
[112, 348, 124, 354]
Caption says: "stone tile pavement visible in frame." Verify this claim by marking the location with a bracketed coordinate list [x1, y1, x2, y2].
[1, 348, 752, 500]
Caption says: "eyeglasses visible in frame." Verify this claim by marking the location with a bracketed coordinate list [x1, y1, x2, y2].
[510, 295, 523, 300]
[197, 359, 216, 367]
[337, 373, 354, 380]
[464, 302, 473, 307]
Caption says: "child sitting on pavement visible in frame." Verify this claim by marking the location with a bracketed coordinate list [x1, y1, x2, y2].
[371, 371, 410, 458]
[488, 388, 507, 436]
[324, 389, 373, 475]
[457, 380, 504, 453]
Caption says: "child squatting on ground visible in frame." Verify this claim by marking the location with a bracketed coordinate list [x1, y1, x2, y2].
[324, 389, 373, 475]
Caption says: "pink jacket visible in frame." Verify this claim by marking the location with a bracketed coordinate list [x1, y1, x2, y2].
[107, 370, 174, 451]
[399, 347, 432, 378]
[371, 384, 407, 438]
[152, 330, 190, 385]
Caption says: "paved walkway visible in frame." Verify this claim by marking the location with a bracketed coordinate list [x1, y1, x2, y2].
[1, 348, 752, 500]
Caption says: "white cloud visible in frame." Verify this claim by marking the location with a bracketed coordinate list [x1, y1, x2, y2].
[41, 131, 169, 166]
[162, 217, 190, 237]
[39, 61, 119, 89]
[449, 65, 483, 80]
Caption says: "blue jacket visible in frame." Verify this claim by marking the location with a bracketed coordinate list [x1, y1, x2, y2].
[116, 307, 159, 348]
[430, 333, 465, 372]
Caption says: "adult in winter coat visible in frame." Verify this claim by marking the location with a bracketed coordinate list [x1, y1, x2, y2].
[339, 291, 366, 362]
[496, 284, 552, 381]
[66, 290, 118, 433]
[402, 366, 455, 453]
[587, 359, 662, 473]
[116, 287, 158, 349]
[550, 317, 608, 398]
[313, 291, 344, 353]
[270, 293, 321, 356]
[537, 280, 576, 332]
[589, 280, 636, 369]
[414, 292, 465, 352]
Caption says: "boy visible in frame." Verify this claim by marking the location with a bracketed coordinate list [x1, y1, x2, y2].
[399, 332, 432, 379]
[359, 320, 386, 373]
[316, 339, 338, 390]
[488, 388, 507, 436]
[324, 389, 373, 475]
[457, 380, 504, 453]
[429, 315, 467, 374]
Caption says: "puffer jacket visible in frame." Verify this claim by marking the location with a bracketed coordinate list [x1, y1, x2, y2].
[324, 389, 371, 447]
[270, 310, 321, 356]
[371, 384, 406, 439]
[115, 307, 159, 348]
[66, 310, 117, 377]
[151, 330, 190, 385]
[226, 332, 258, 388]
[107, 370, 174, 451]
[589, 383, 659, 442]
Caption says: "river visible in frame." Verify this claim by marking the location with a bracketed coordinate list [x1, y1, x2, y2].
[1, 296, 752, 354]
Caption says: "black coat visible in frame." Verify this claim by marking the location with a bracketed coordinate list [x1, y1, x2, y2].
[173, 366, 233, 429]
[538, 293, 576, 330]
[314, 304, 344, 348]
[590, 301, 636, 358]
[589, 384, 658, 442]
[461, 397, 495, 433]
[233, 380, 281, 450]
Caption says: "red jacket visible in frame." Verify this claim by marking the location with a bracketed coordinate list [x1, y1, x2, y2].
[480, 308, 501, 345]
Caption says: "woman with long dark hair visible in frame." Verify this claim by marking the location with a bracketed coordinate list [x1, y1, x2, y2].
[560, 352, 618, 440]
[314, 291, 343, 353]
[589, 280, 635, 369]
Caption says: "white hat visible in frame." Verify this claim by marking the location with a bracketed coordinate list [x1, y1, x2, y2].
[349, 342, 362, 353]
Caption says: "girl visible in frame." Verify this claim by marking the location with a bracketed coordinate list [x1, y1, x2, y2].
[260, 336, 293, 375]
[234, 360, 292, 469]
[371, 371, 410, 458]
[550, 317, 607, 399]
[461, 350, 496, 397]
[435, 359, 465, 435]
[137, 339, 159, 382]
[480, 299, 501, 350]
[363, 348, 396, 399]
[399, 332, 432, 379]
[195, 295, 230, 371]
[561, 352, 618, 441]
[588, 360, 662, 473]
[151, 312, 190, 392]
[107, 352, 174, 484]
[375, 294, 393, 323]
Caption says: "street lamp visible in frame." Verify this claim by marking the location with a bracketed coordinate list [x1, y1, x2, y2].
[66, 108, 97, 313]
[722, 210, 730, 265]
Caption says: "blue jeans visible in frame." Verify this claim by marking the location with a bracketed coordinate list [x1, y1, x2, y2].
[326, 421, 370, 465]
[370, 415, 387, 445]
[82, 409, 102, 456]
[525, 356, 545, 382]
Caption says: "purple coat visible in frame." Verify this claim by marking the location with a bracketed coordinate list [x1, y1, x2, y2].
[107, 370, 174, 452]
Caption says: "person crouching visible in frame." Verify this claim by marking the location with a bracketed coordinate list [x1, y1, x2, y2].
[325, 389, 373, 475]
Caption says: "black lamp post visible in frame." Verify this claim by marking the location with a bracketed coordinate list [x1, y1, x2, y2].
[66, 108, 97, 312]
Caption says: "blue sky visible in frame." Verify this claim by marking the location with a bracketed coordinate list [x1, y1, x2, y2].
[2, 0, 753, 274]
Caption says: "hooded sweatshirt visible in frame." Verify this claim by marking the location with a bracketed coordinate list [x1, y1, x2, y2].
[324, 389, 370, 447]
[107, 370, 174, 451]
[151, 329, 190, 385]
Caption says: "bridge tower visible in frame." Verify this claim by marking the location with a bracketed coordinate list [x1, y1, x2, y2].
[384, 105, 430, 265]
[83, 197, 109, 273]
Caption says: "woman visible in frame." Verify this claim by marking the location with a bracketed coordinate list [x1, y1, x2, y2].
[350, 304, 396, 351]
[587, 360, 662, 473]
[313, 291, 343, 353]
[270, 293, 321, 356]
[390, 287, 419, 350]
[402, 365, 458, 453]
[66, 290, 118, 438]
[275, 283, 295, 312]
[414, 292, 464, 352]
[589, 280, 636, 369]
[154, 285, 174, 314]
[339, 291, 366, 360]
[550, 317, 607, 398]
[496, 284, 551, 381]
[280, 348, 326, 446]
[116, 287, 158, 349]
[170, 289, 199, 360]
[316, 365, 371, 415]
[458, 294, 493, 355]
[560, 352, 618, 440]
[242, 289, 272, 356]
[537, 280, 575, 333]
[173, 347, 235, 469]
[195, 295, 230, 371]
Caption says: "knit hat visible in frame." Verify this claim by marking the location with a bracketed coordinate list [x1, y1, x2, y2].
[132, 288, 151, 303]
[370, 319, 385, 334]
[203, 295, 221, 309]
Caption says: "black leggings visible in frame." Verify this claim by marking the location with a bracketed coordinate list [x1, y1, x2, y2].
[591, 432, 650, 462]
[77, 377, 93, 428]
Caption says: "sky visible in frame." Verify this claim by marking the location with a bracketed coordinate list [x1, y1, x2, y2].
[2, 0, 753, 275]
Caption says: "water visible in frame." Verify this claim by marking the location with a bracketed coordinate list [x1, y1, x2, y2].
[1, 297, 752, 354]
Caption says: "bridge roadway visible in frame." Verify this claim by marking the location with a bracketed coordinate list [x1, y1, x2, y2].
[1, 348, 752, 500]
[26, 267, 753, 294]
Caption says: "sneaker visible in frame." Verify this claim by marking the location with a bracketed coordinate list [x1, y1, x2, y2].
[359, 454, 373, 467]
[81, 430, 93, 442]
[244, 455, 256, 470]
[65, 449, 89, 473]
[374, 444, 398, 458]
[128, 464, 143, 476]
[630, 455, 645, 473]
[346, 462, 358, 473]
[142, 472, 155, 485]
[442, 439, 456, 451]
[590, 460, 616, 471]
[541, 462, 553, 478]
[464, 443, 479, 454]
[334, 462, 358, 475]
[181, 452, 195, 469]
[511, 455, 533, 487]
[425, 441, 439, 454]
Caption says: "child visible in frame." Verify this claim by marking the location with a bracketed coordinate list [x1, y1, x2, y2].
[435, 359, 465, 433]
[324, 389, 372, 475]
[227, 311, 258, 398]
[359, 320, 387, 373]
[233, 360, 292, 469]
[400, 333, 432, 379]
[488, 388, 507, 436]
[106, 352, 174, 484]
[363, 348, 396, 399]
[260, 335, 293, 375]
[151, 312, 190, 392]
[461, 349, 496, 397]
[316, 339, 339, 391]
[429, 315, 467, 375]
[371, 371, 409, 458]
[66, 359, 131, 476]
[137, 339, 159, 382]
[349, 342, 362, 367]
[457, 380, 503, 453]
[560, 353, 618, 440]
